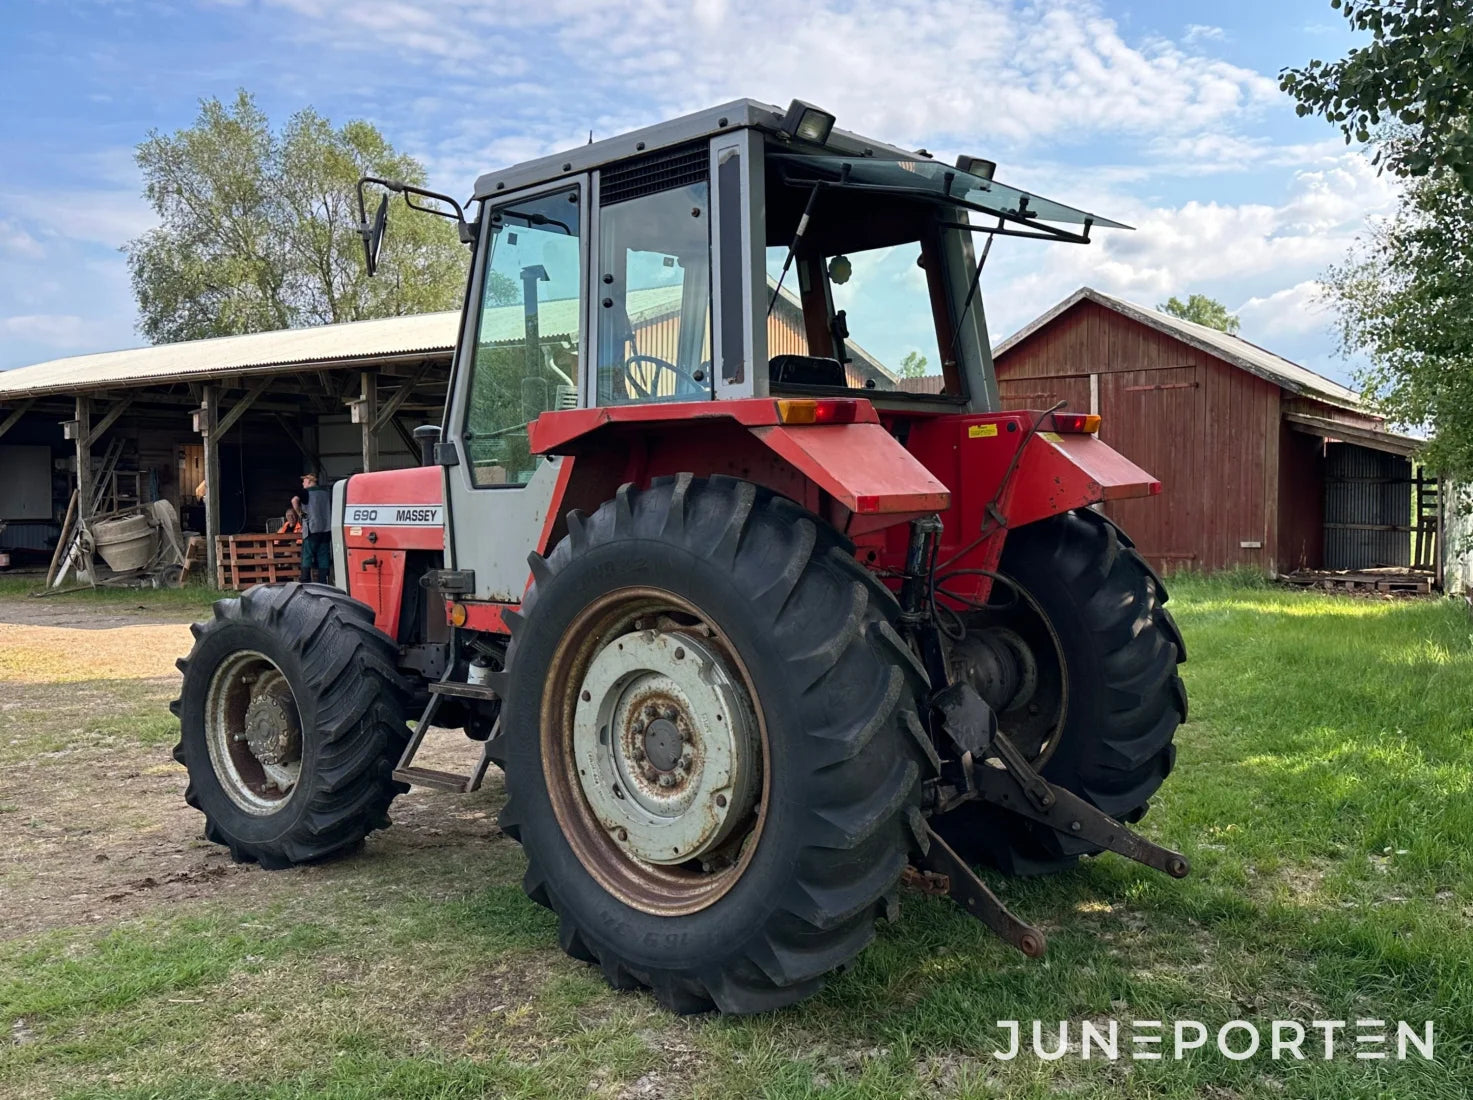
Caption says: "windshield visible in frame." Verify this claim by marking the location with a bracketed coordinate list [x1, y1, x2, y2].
[769, 153, 1129, 236]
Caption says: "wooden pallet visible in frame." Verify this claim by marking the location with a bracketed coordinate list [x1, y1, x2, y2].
[1281, 569, 1433, 595]
[217, 533, 302, 590]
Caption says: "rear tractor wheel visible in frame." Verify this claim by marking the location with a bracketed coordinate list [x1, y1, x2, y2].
[935, 509, 1187, 874]
[172, 583, 413, 868]
[492, 476, 932, 1014]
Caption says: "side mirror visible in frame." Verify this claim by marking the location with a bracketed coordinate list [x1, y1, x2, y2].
[360, 193, 389, 276]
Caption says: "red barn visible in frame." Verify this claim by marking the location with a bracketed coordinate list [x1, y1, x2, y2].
[989, 288, 1427, 576]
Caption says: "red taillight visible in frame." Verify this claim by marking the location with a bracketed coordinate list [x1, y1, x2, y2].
[1051, 412, 1101, 433]
[776, 398, 860, 424]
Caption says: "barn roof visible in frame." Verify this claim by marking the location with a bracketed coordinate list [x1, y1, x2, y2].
[993, 286, 1361, 410]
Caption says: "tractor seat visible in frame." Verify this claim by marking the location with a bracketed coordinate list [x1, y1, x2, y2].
[769, 355, 847, 388]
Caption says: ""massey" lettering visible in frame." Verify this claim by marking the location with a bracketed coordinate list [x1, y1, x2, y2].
[346, 504, 442, 527]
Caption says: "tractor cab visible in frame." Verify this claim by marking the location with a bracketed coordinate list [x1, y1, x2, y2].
[354, 98, 1127, 601]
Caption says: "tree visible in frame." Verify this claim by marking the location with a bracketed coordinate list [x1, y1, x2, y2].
[898, 350, 929, 378]
[1323, 170, 1473, 476]
[1157, 294, 1240, 334]
[126, 91, 487, 344]
[1280, 1, 1473, 186]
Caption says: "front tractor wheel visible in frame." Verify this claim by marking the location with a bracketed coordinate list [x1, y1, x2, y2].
[172, 583, 412, 868]
[935, 509, 1187, 874]
[493, 476, 931, 1014]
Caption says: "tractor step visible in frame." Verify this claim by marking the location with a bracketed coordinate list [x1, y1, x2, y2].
[429, 680, 500, 702]
[393, 680, 502, 794]
[393, 766, 475, 792]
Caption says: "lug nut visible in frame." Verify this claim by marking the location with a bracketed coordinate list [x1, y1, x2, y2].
[679, 748, 694, 767]
[715, 793, 728, 808]
[674, 647, 686, 660]
[662, 705, 678, 721]
[658, 774, 676, 788]
[615, 827, 628, 842]
[644, 704, 660, 719]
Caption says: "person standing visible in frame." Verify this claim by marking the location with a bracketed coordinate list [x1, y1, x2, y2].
[293, 474, 333, 583]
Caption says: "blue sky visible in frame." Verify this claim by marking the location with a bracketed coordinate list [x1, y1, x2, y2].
[0, 0, 1383, 384]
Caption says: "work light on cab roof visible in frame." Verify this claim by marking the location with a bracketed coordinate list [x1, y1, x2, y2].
[171, 96, 1184, 1017]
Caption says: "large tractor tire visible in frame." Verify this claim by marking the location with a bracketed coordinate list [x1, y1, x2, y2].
[491, 475, 933, 1014]
[936, 509, 1186, 875]
[172, 583, 413, 869]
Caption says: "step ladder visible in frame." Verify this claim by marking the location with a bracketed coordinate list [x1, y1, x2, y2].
[393, 679, 502, 793]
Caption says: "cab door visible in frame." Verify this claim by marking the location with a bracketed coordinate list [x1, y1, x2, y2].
[443, 178, 589, 601]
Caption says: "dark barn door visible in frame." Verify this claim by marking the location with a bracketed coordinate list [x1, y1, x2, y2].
[1324, 444, 1412, 569]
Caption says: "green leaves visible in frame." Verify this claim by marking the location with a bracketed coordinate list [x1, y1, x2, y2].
[1156, 294, 1240, 334]
[1281, 1, 1473, 188]
[124, 90, 469, 345]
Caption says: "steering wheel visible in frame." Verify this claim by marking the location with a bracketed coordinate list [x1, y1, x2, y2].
[621, 354, 704, 401]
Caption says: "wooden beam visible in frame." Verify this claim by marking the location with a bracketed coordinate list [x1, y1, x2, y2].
[271, 413, 323, 473]
[215, 376, 272, 438]
[371, 362, 431, 432]
[0, 399, 36, 443]
[198, 386, 221, 585]
[84, 392, 137, 447]
[388, 415, 419, 458]
[359, 371, 380, 473]
[74, 396, 93, 521]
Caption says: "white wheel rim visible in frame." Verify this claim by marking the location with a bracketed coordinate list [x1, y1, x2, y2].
[572, 629, 759, 865]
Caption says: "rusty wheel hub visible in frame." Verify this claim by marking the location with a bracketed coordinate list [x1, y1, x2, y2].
[573, 628, 759, 866]
[204, 652, 304, 814]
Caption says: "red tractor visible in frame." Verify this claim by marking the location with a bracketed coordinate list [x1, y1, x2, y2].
[172, 99, 1188, 1014]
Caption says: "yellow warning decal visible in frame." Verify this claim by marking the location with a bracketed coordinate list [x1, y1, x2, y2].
[1039, 431, 1063, 443]
[967, 424, 999, 438]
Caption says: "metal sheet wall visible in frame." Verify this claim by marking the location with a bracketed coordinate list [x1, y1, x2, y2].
[1323, 443, 1411, 568]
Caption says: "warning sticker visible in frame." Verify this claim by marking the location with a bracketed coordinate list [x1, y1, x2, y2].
[967, 424, 999, 438]
[1039, 431, 1063, 443]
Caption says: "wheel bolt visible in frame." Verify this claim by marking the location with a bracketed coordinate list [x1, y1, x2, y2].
[658, 774, 676, 788]
[615, 827, 628, 842]
[674, 647, 686, 660]
[661, 705, 678, 721]
[679, 748, 694, 767]
[715, 793, 727, 808]
[632, 718, 647, 734]
[644, 704, 660, 719]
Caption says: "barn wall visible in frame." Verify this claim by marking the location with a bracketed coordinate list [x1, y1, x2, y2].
[995, 301, 1283, 574]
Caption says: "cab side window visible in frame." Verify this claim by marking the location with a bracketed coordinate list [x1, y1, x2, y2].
[463, 187, 581, 487]
[596, 182, 712, 405]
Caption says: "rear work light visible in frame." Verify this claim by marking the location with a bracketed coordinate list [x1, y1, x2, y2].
[776, 398, 860, 425]
[1050, 412, 1101, 434]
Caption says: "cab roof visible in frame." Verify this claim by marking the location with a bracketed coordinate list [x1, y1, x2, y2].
[471, 98, 926, 201]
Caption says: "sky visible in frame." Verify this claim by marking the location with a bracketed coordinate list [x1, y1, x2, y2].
[0, 0, 1389, 384]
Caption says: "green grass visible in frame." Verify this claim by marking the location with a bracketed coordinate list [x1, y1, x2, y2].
[0, 575, 228, 609]
[3, 575, 1472, 1098]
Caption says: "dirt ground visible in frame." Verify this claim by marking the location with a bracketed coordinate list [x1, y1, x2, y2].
[0, 591, 499, 940]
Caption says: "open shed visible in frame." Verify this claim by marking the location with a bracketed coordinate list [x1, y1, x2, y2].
[0, 283, 850, 584]
[987, 287, 1431, 577]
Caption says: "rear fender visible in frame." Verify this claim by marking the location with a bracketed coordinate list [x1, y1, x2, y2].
[530, 399, 950, 534]
[862, 412, 1160, 601]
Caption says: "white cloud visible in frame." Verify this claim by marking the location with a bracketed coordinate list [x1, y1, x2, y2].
[1236, 280, 1334, 341]
[0, 220, 46, 260]
[1184, 24, 1225, 44]
[981, 151, 1398, 348]
[0, 314, 109, 351]
[256, 0, 1280, 161]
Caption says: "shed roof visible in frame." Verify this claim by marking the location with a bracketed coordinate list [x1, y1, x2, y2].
[993, 286, 1361, 410]
[0, 280, 899, 400]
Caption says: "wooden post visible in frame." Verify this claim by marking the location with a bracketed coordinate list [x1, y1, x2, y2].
[359, 370, 379, 473]
[200, 385, 221, 587]
[74, 396, 93, 521]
